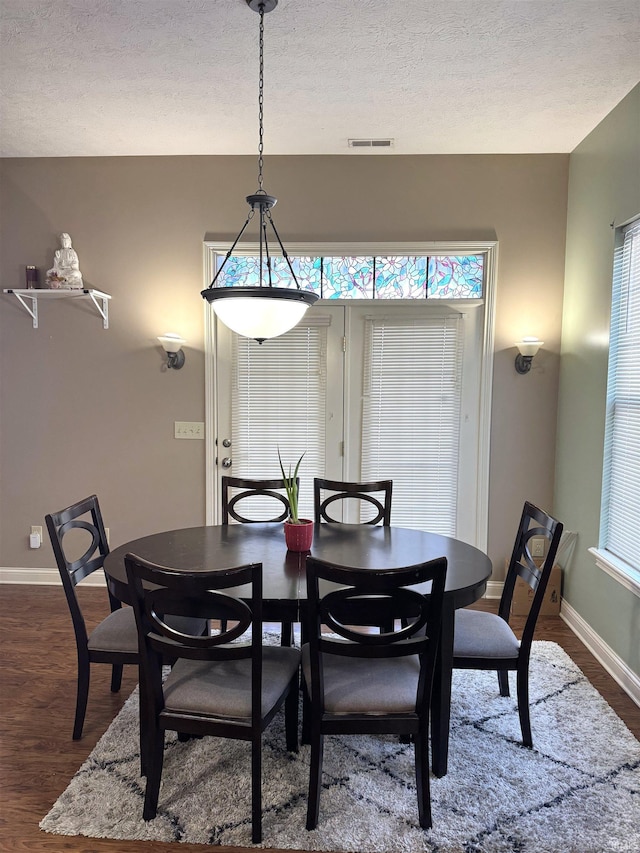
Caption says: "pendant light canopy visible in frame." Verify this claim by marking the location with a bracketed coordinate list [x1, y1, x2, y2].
[201, 0, 318, 343]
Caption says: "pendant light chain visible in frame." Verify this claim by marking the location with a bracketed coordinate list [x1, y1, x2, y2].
[257, 4, 265, 193]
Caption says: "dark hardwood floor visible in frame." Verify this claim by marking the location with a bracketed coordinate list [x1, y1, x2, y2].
[1, 584, 638, 853]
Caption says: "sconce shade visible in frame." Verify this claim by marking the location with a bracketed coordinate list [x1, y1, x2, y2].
[158, 333, 186, 369]
[158, 333, 186, 353]
[516, 337, 543, 357]
[515, 337, 543, 374]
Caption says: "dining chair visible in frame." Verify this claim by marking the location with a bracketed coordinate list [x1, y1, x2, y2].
[222, 475, 300, 645]
[313, 477, 393, 525]
[302, 554, 448, 830]
[45, 495, 139, 740]
[222, 475, 298, 524]
[124, 553, 301, 844]
[452, 501, 563, 747]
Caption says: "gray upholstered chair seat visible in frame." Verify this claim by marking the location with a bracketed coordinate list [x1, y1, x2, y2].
[88, 605, 138, 653]
[163, 645, 301, 719]
[302, 644, 419, 714]
[454, 609, 520, 659]
[89, 608, 207, 655]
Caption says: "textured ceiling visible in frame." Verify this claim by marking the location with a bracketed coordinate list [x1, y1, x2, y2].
[1, 0, 638, 157]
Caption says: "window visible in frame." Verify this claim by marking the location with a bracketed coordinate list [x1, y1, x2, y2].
[593, 218, 640, 596]
[361, 314, 464, 533]
[215, 253, 484, 300]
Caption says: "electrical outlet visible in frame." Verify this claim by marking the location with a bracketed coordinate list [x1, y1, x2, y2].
[174, 421, 205, 439]
[30, 525, 42, 549]
[104, 527, 110, 545]
[531, 537, 545, 558]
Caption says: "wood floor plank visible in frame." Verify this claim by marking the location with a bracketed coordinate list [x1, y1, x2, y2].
[0, 584, 637, 852]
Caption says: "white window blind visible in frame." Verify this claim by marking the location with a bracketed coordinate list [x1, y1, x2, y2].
[231, 318, 329, 521]
[361, 315, 464, 533]
[601, 218, 640, 574]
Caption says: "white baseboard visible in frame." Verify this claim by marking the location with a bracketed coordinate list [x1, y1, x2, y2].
[0, 567, 105, 586]
[1, 567, 638, 707]
[560, 599, 640, 708]
[484, 580, 503, 599]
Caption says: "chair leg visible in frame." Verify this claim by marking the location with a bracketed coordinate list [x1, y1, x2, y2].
[516, 665, 533, 747]
[142, 727, 165, 821]
[284, 675, 299, 753]
[73, 656, 90, 740]
[414, 726, 432, 830]
[498, 669, 510, 697]
[110, 663, 123, 692]
[251, 736, 262, 844]
[138, 670, 147, 777]
[301, 681, 311, 745]
[306, 728, 324, 830]
[280, 621, 294, 647]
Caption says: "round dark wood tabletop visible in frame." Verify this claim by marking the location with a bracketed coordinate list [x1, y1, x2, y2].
[104, 522, 491, 615]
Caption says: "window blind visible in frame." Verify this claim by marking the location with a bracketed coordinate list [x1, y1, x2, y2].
[361, 315, 464, 533]
[601, 218, 640, 572]
[231, 318, 329, 520]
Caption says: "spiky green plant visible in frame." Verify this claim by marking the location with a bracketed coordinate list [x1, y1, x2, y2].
[277, 448, 305, 523]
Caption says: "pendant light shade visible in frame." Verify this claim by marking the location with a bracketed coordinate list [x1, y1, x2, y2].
[208, 287, 317, 342]
[201, 0, 318, 343]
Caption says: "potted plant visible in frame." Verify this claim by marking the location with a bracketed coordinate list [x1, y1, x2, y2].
[278, 449, 314, 551]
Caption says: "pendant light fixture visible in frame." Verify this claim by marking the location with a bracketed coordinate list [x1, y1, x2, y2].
[201, 0, 318, 343]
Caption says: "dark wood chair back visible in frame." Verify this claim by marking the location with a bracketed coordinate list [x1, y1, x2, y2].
[499, 501, 564, 645]
[46, 493, 112, 610]
[222, 475, 299, 523]
[306, 555, 447, 702]
[125, 555, 263, 687]
[313, 477, 393, 525]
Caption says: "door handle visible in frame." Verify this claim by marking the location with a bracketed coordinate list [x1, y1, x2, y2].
[221, 457, 233, 468]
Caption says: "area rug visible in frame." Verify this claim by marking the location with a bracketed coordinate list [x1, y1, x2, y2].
[41, 641, 640, 852]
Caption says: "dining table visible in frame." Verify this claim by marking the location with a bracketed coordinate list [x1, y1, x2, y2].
[104, 521, 492, 777]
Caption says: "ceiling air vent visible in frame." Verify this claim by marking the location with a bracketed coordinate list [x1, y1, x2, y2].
[348, 138, 394, 149]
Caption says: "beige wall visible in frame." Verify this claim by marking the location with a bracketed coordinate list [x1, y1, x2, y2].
[555, 84, 640, 674]
[0, 154, 568, 573]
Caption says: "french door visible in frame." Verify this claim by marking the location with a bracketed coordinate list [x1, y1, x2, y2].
[207, 301, 486, 546]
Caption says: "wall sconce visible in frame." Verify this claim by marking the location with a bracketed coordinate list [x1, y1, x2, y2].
[158, 333, 186, 370]
[515, 337, 543, 374]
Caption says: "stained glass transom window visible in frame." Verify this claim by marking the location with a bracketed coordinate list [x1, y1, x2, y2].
[215, 254, 484, 299]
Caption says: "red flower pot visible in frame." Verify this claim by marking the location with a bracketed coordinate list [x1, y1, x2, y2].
[284, 519, 314, 552]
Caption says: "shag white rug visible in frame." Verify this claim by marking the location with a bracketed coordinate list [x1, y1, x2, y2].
[41, 641, 640, 853]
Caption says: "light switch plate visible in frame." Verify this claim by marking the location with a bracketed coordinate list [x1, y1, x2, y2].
[174, 421, 205, 439]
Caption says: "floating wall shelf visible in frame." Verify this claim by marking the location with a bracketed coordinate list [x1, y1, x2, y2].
[2, 288, 111, 329]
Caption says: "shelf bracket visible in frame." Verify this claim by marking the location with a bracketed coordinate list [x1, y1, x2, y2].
[10, 291, 39, 328]
[88, 290, 109, 329]
[3, 288, 111, 328]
